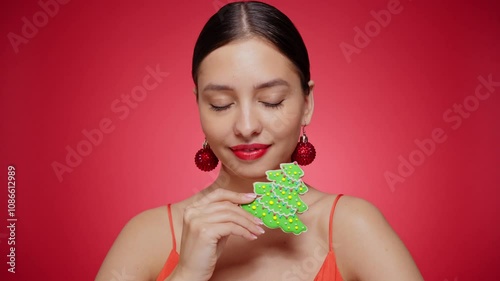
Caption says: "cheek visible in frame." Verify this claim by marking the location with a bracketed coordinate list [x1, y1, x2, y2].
[265, 104, 304, 137]
[199, 109, 233, 142]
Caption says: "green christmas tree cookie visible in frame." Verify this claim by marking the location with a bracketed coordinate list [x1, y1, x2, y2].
[241, 162, 309, 235]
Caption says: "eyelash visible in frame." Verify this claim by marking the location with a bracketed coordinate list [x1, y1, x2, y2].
[210, 104, 232, 112]
[209, 100, 284, 112]
[262, 100, 284, 109]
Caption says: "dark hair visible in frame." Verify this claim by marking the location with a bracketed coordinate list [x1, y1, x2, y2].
[192, 1, 311, 94]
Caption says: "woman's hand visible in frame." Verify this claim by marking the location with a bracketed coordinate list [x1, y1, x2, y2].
[167, 189, 265, 281]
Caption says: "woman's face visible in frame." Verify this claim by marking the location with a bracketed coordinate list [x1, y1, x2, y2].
[196, 37, 314, 179]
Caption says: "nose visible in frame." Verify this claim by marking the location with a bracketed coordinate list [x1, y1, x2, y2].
[233, 103, 262, 139]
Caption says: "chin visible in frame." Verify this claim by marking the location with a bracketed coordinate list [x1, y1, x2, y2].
[222, 162, 266, 179]
[222, 157, 288, 180]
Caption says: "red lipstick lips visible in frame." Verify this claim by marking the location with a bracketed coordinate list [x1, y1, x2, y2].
[230, 143, 270, 160]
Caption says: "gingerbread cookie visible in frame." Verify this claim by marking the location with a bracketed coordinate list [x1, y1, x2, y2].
[241, 162, 309, 235]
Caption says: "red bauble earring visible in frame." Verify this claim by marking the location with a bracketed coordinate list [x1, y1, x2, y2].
[291, 126, 316, 166]
[194, 140, 219, 172]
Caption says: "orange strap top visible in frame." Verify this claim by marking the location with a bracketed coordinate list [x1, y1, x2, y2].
[156, 194, 344, 281]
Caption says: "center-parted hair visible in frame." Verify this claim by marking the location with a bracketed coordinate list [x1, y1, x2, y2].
[192, 1, 311, 95]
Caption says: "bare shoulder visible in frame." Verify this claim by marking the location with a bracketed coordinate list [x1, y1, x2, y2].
[95, 206, 172, 281]
[333, 195, 385, 226]
[332, 195, 392, 251]
[331, 195, 424, 281]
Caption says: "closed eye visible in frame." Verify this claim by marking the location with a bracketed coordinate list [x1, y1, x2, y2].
[209, 103, 233, 112]
[261, 100, 284, 109]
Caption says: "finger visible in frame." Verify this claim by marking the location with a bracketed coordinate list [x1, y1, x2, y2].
[200, 201, 263, 224]
[185, 201, 262, 227]
[197, 206, 265, 236]
[192, 188, 257, 207]
[208, 222, 259, 241]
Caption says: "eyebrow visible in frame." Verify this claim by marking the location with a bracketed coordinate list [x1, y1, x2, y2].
[254, 78, 290, 90]
[202, 78, 290, 93]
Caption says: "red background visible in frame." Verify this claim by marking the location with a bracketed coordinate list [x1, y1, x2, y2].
[1, 0, 499, 280]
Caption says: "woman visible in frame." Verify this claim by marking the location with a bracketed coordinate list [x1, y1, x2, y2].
[96, 1, 424, 280]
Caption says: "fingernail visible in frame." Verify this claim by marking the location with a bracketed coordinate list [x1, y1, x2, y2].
[256, 226, 266, 234]
[250, 234, 258, 240]
[254, 218, 264, 225]
[245, 193, 257, 199]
